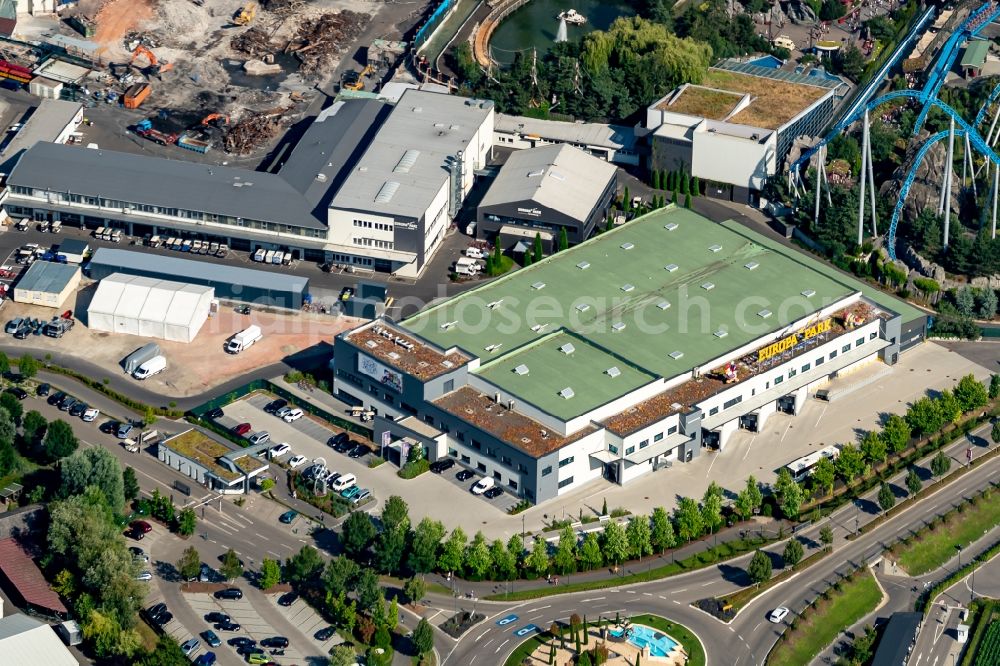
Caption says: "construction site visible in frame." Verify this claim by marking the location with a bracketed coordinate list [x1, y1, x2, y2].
[2, 0, 399, 158]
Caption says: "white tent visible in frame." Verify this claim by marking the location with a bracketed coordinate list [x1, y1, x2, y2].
[87, 273, 213, 343]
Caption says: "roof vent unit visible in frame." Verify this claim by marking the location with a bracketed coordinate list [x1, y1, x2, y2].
[316, 173, 327, 182]
[441, 360, 454, 368]
[664, 223, 679, 231]
[620, 242, 635, 250]
[549, 171, 566, 181]
[440, 320, 458, 330]
[559, 343, 576, 354]
[758, 309, 773, 319]
[621, 284, 635, 292]
[487, 299, 504, 310]
[611, 322, 626, 332]
[701, 282, 715, 291]
[387, 351, 401, 360]
[559, 387, 575, 399]
[745, 261, 759, 270]
[606, 366, 622, 378]
[484, 343, 503, 353]
[449, 124, 460, 130]
[365, 340, 378, 349]
[513, 364, 530, 376]
[576, 261, 590, 270]
[433, 122, 445, 128]
[664, 264, 679, 272]
[801, 289, 816, 297]
[576, 303, 591, 312]
[412, 106, 422, 112]
[671, 402, 683, 411]
[713, 329, 728, 338]
[531, 282, 546, 290]
[527, 169, 545, 178]
[669, 350, 684, 360]
[531, 323, 548, 333]
[657, 301, 671, 310]
[709, 245, 723, 253]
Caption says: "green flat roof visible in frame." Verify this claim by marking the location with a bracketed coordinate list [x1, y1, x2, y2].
[961, 40, 990, 68]
[403, 207, 864, 415]
[476, 331, 658, 420]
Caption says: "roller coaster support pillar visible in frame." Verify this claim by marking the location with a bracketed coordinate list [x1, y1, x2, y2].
[867, 117, 877, 237]
[814, 145, 822, 227]
[944, 116, 954, 249]
[994, 167, 998, 240]
[858, 109, 870, 247]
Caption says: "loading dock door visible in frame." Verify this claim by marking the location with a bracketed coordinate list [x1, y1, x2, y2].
[777, 395, 796, 415]
[740, 413, 758, 432]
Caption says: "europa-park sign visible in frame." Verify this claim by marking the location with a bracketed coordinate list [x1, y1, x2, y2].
[757, 319, 832, 363]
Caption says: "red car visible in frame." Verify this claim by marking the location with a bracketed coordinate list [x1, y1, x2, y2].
[232, 423, 252, 436]
[130, 520, 152, 534]
[61, 309, 73, 320]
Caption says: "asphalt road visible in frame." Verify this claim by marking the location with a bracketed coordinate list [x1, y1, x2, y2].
[436, 423, 1000, 665]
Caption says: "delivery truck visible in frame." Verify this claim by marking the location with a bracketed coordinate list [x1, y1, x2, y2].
[226, 324, 262, 354]
[123, 342, 161, 374]
[133, 355, 167, 379]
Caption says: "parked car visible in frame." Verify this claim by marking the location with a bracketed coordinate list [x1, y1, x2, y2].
[456, 469, 474, 482]
[228, 637, 256, 649]
[35, 382, 50, 397]
[328, 432, 351, 451]
[129, 546, 148, 563]
[260, 637, 289, 649]
[768, 607, 790, 623]
[274, 406, 292, 418]
[116, 422, 134, 439]
[4, 387, 27, 400]
[484, 486, 504, 499]
[130, 520, 152, 534]
[340, 486, 362, 500]
[58, 396, 76, 412]
[193, 652, 216, 666]
[282, 408, 304, 423]
[4, 318, 22, 334]
[247, 653, 269, 665]
[268, 442, 291, 458]
[348, 443, 368, 459]
[278, 510, 298, 525]
[146, 603, 167, 622]
[248, 431, 270, 446]
[69, 402, 87, 417]
[205, 407, 224, 419]
[201, 630, 221, 648]
[135, 570, 152, 581]
[199, 563, 212, 582]
[277, 592, 298, 607]
[264, 399, 287, 413]
[232, 422, 252, 436]
[465, 246, 487, 259]
[430, 458, 455, 474]
[216, 619, 241, 632]
[204, 612, 230, 625]
[180, 638, 200, 656]
[471, 477, 495, 495]
[47, 391, 66, 406]
[82, 408, 100, 422]
[315, 626, 336, 641]
[352, 489, 371, 504]
[214, 588, 243, 600]
[288, 455, 307, 468]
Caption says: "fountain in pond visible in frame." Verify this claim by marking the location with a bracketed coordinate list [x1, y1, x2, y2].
[555, 16, 568, 42]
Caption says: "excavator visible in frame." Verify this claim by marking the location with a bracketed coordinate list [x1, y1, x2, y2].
[233, 1, 257, 26]
[130, 45, 173, 78]
[200, 113, 230, 127]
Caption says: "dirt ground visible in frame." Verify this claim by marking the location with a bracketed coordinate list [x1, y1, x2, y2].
[90, 0, 155, 46]
[2, 282, 363, 396]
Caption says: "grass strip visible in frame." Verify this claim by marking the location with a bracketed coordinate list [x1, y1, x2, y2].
[960, 600, 998, 666]
[767, 569, 882, 666]
[719, 546, 831, 613]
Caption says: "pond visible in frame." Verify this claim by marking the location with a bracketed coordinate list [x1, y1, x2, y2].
[488, 0, 635, 66]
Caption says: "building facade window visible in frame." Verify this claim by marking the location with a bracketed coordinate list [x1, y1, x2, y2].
[541, 466, 552, 476]
[558, 477, 574, 488]
[625, 446, 635, 455]
[709, 406, 719, 416]
[559, 456, 574, 467]
[653, 433, 664, 442]
[774, 376, 784, 385]
[667, 425, 677, 435]
[723, 395, 742, 410]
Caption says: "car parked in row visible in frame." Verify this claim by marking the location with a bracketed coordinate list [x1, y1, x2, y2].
[201, 630, 221, 648]
[214, 587, 243, 600]
[278, 510, 297, 525]
[288, 455, 307, 468]
[328, 432, 352, 452]
[4, 387, 27, 400]
[268, 442, 291, 458]
[283, 408, 303, 423]
[278, 592, 298, 607]
[264, 399, 287, 414]
[430, 458, 455, 474]
[471, 477, 495, 495]
[180, 638, 200, 656]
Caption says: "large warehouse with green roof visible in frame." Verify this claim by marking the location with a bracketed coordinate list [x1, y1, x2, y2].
[333, 207, 926, 504]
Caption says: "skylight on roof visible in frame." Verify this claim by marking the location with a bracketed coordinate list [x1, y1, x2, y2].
[527, 169, 545, 177]
[531, 282, 546, 290]
[549, 171, 566, 181]
[606, 366, 622, 378]
[559, 343, 576, 354]
[621, 284, 635, 292]
[758, 309, 772, 319]
[745, 261, 760, 270]
[665, 264, 679, 272]
[714, 329, 728, 338]
[664, 223, 679, 231]
[701, 282, 715, 290]
[620, 242, 635, 250]
[611, 322, 626, 332]
[669, 351, 684, 360]
[374, 180, 400, 204]
[657, 301, 671, 310]
[801, 289, 816, 297]
[575, 303, 590, 312]
[513, 364, 529, 376]
[559, 387, 575, 399]
[576, 261, 590, 270]
[393, 150, 420, 174]
[709, 245, 723, 253]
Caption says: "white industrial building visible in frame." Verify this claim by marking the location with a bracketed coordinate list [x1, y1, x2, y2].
[0, 614, 76, 666]
[87, 273, 213, 343]
[0, 98, 82, 173]
[325, 89, 495, 277]
[493, 113, 640, 165]
[12, 261, 80, 308]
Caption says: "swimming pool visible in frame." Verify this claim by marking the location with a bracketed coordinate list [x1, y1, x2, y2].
[747, 54, 784, 69]
[610, 624, 679, 658]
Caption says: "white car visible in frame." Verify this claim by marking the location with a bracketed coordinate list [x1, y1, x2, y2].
[275, 406, 292, 418]
[288, 455, 307, 469]
[135, 570, 152, 581]
[269, 442, 291, 458]
[465, 246, 487, 259]
[283, 408, 304, 423]
[82, 408, 100, 422]
[768, 607, 790, 623]
[471, 477, 495, 495]
[180, 638, 200, 656]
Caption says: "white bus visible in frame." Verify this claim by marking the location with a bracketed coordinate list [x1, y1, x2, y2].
[785, 445, 840, 483]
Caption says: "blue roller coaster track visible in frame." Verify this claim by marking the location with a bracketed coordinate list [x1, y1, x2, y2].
[791, 1, 1000, 261]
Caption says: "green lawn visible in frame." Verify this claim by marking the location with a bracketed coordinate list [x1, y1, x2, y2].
[896, 490, 1000, 575]
[768, 570, 883, 666]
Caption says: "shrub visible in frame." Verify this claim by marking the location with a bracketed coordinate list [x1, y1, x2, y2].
[397, 459, 430, 479]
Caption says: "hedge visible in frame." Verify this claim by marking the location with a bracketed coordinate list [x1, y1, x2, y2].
[42, 362, 184, 418]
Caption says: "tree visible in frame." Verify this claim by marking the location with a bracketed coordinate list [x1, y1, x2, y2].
[859, 431, 887, 467]
[684, 192, 692, 209]
[600, 521, 628, 567]
[330, 645, 358, 666]
[622, 186, 631, 211]
[526, 536, 550, 576]
[342, 511, 376, 559]
[438, 527, 466, 575]
[491, 539, 517, 580]
[672, 189, 678, 205]
[783, 539, 803, 567]
[553, 525, 578, 574]
[906, 468, 922, 496]
[930, 450, 951, 477]
[506, 533, 524, 572]
[285, 545, 324, 586]
[701, 482, 724, 533]
[412, 618, 434, 656]
[626, 515, 652, 559]
[937, 390, 962, 424]
[0, 437, 14, 478]
[992, 421, 1000, 447]
[220, 549, 243, 582]
[980, 288, 999, 320]
[834, 43, 864, 81]
[177, 546, 201, 582]
[674, 497, 704, 542]
[43, 419, 78, 462]
[774, 468, 803, 519]
[533, 232, 544, 263]
[579, 532, 604, 570]
[878, 482, 895, 513]
[323, 556, 360, 598]
[558, 226, 569, 252]
[650, 507, 676, 553]
[408, 517, 445, 573]
[834, 443, 867, 482]
[0, 352, 9, 377]
[989, 374, 1000, 399]
[123, 467, 139, 502]
[954, 374, 988, 412]
[17, 353, 38, 379]
[177, 508, 196, 536]
[403, 576, 426, 605]
[747, 550, 772, 585]
[356, 569, 381, 613]
[691, 175, 700, 196]
[906, 397, 944, 435]
[811, 457, 836, 496]
[955, 286, 976, 318]
[387, 596, 399, 631]
[0, 392, 22, 425]
[819, 524, 834, 547]
[882, 414, 912, 455]
[463, 531, 492, 579]
[60, 447, 125, 512]
[380, 495, 410, 533]
[20, 410, 46, 453]
[259, 558, 281, 590]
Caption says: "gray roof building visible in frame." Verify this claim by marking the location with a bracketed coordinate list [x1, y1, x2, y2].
[7, 141, 325, 230]
[0, 99, 81, 172]
[479, 144, 618, 224]
[871, 612, 922, 666]
[0, 614, 77, 666]
[329, 89, 494, 219]
[15, 260, 79, 294]
[494, 114, 637, 156]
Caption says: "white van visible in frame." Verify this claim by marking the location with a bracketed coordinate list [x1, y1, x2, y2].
[133, 355, 167, 379]
[50, 220, 62, 233]
[454, 257, 481, 276]
[330, 473, 356, 493]
[465, 247, 487, 259]
[226, 324, 262, 354]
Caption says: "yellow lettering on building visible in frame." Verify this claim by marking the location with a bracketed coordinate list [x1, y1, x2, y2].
[757, 319, 832, 363]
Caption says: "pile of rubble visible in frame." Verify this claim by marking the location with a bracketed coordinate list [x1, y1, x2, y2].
[230, 27, 274, 57]
[260, 0, 305, 16]
[287, 10, 369, 76]
[224, 112, 283, 155]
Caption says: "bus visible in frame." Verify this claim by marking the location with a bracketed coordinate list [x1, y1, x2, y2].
[785, 445, 840, 483]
